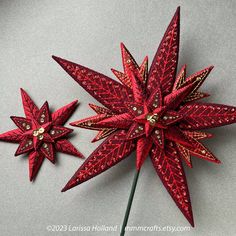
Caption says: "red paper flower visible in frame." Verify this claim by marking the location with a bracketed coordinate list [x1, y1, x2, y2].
[53, 7, 236, 226]
[0, 89, 83, 181]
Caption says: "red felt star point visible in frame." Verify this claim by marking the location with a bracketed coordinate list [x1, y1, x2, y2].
[0, 89, 83, 181]
[52, 7, 236, 226]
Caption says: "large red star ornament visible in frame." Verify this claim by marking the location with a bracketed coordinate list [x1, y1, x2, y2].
[0, 89, 83, 181]
[52, 7, 236, 226]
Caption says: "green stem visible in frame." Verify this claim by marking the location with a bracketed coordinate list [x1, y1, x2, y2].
[120, 169, 140, 236]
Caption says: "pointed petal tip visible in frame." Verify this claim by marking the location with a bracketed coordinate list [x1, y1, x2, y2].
[185, 209, 194, 227]
[176, 6, 180, 14]
[209, 134, 214, 138]
[14, 151, 20, 157]
[120, 42, 125, 48]
[61, 188, 66, 192]
[29, 175, 34, 182]
[68, 127, 74, 133]
[61, 183, 70, 192]
[52, 55, 59, 60]
[20, 88, 26, 93]
[20, 88, 30, 98]
[88, 103, 95, 109]
[52, 55, 64, 65]
[78, 154, 85, 159]
[110, 68, 117, 74]
[72, 99, 78, 104]
[69, 122, 77, 127]
[61, 182, 74, 192]
[10, 116, 19, 124]
[190, 219, 195, 227]
[136, 163, 142, 171]
[186, 161, 193, 168]
[75, 150, 84, 158]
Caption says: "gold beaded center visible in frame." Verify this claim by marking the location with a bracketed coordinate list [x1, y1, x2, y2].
[146, 113, 159, 125]
[32, 127, 45, 140]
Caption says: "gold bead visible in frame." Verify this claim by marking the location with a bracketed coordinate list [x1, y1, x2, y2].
[38, 134, 44, 140]
[33, 130, 39, 136]
[38, 127, 45, 134]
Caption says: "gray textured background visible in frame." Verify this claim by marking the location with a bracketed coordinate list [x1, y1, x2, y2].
[0, 0, 236, 235]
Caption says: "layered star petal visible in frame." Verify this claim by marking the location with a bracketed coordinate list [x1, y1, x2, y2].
[0, 89, 83, 181]
[53, 7, 236, 226]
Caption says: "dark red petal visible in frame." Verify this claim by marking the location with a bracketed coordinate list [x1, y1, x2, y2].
[164, 82, 197, 110]
[147, 86, 162, 110]
[49, 126, 73, 140]
[98, 113, 133, 129]
[145, 122, 154, 137]
[151, 142, 194, 226]
[42, 133, 54, 143]
[0, 129, 23, 143]
[148, 7, 180, 95]
[15, 137, 34, 156]
[62, 130, 135, 192]
[70, 114, 108, 130]
[179, 103, 236, 129]
[40, 143, 55, 163]
[165, 126, 192, 148]
[92, 128, 117, 142]
[111, 55, 148, 87]
[183, 66, 213, 91]
[126, 123, 145, 139]
[55, 139, 83, 158]
[184, 92, 210, 103]
[120, 42, 139, 74]
[136, 137, 153, 169]
[183, 130, 213, 140]
[125, 102, 144, 117]
[162, 110, 183, 125]
[52, 100, 78, 126]
[111, 68, 131, 88]
[33, 136, 42, 150]
[52, 56, 131, 113]
[20, 88, 39, 119]
[182, 66, 213, 101]
[139, 56, 148, 84]
[128, 70, 146, 103]
[29, 151, 44, 181]
[151, 128, 164, 148]
[176, 144, 193, 168]
[37, 101, 51, 125]
[180, 137, 221, 164]
[89, 103, 113, 115]
[10, 116, 32, 132]
[172, 65, 186, 91]
[173, 66, 212, 103]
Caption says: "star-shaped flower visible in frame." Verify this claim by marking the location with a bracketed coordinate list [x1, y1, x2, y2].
[0, 89, 83, 181]
[52, 7, 236, 226]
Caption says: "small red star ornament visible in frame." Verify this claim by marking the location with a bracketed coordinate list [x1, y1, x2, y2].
[53, 7, 236, 226]
[0, 89, 83, 181]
